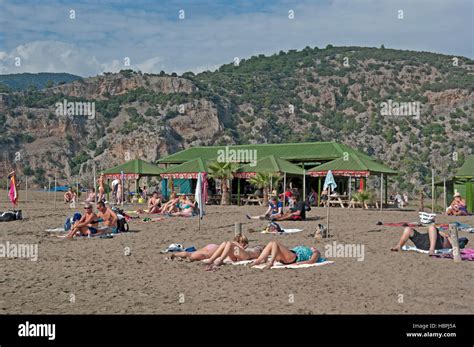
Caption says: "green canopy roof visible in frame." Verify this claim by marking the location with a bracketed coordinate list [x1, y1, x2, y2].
[160, 157, 208, 179]
[456, 155, 474, 178]
[101, 159, 163, 177]
[235, 155, 305, 178]
[158, 141, 374, 164]
[307, 153, 397, 177]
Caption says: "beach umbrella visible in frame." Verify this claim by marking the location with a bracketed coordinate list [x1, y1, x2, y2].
[195, 172, 206, 230]
[323, 170, 337, 237]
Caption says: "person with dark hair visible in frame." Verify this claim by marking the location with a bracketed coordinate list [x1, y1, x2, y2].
[96, 201, 118, 234]
[246, 196, 283, 220]
[391, 225, 452, 256]
[272, 193, 306, 221]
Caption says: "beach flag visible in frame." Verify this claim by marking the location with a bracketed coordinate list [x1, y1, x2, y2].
[8, 172, 18, 207]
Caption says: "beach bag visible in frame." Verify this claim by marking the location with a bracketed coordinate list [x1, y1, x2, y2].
[64, 212, 82, 231]
[0, 211, 16, 222]
[419, 212, 436, 224]
[116, 215, 129, 232]
[266, 222, 283, 233]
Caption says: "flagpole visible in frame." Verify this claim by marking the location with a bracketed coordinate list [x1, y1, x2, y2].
[93, 164, 97, 206]
[25, 176, 28, 204]
[380, 174, 383, 212]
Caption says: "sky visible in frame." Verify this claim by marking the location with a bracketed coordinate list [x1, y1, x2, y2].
[0, 0, 472, 77]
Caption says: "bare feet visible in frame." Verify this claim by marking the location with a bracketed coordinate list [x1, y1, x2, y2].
[202, 259, 213, 264]
[390, 246, 401, 252]
[213, 257, 224, 266]
[428, 250, 435, 256]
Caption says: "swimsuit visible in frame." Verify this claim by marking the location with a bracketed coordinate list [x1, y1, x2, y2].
[290, 246, 313, 262]
[88, 226, 98, 235]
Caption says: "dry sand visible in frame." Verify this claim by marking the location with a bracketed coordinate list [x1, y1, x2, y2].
[1, 191, 473, 314]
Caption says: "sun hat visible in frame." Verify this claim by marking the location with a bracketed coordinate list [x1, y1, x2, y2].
[454, 192, 461, 198]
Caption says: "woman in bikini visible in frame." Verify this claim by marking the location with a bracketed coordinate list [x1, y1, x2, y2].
[203, 234, 264, 269]
[171, 196, 195, 217]
[249, 240, 321, 269]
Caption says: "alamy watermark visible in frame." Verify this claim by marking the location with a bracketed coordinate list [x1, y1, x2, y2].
[55, 99, 95, 120]
[217, 146, 257, 167]
[0, 241, 38, 261]
[324, 241, 365, 261]
[380, 99, 421, 120]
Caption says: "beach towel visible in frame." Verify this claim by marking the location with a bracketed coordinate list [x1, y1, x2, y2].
[221, 258, 334, 269]
[431, 248, 474, 261]
[261, 228, 303, 234]
[401, 245, 452, 254]
[45, 228, 66, 232]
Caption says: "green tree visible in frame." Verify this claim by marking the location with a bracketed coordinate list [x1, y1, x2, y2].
[207, 161, 239, 205]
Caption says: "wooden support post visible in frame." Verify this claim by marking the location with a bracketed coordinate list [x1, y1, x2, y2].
[234, 222, 242, 237]
[448, 223, 462, 263]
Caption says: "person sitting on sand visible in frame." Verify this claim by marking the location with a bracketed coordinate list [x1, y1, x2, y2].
[246, 196, 283, 220]
[84, 188, 96, 203]
[63, 203, 98, 239]
[161, 193, 180, 214]
[96, 201, 119, 234]
[171, 196, 195, 217]
[272, 193, 306, 221]
[148, 192, 162, 213]
[250, 240, 321, 270]
[390, 225, 452, 255]
[446, 192, 468, 216]
[63, 188, 76, 204]
[203, 234, 264, 269]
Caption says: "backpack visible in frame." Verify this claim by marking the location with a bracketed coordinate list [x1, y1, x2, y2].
[116, 215, 129, 232]
[0, 211, 16, 222]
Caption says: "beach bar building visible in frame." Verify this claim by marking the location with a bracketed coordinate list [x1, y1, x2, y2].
[435, 155, 474, 213]
[158, 141, 397, 205]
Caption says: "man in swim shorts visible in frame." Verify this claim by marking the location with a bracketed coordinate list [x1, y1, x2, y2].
[64, 203, 98, 239]
[391, 225, 452, 255]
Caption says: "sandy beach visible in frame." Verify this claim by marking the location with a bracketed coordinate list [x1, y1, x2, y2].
[1, 191, 473, 315]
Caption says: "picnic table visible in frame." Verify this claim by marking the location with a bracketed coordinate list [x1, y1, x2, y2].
[324, 194, 350, 208]
[241, 194, 264, 206]
[207, 194, 222, 205]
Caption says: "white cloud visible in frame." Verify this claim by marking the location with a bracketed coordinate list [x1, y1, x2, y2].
[0, 0, 471, 77]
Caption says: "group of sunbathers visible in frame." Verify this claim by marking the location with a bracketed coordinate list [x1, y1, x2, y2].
[169, 234, 322, 270]
[148, 192, 196, 217]
[246, 192, 306, 221]
[59, 201, 119, 239]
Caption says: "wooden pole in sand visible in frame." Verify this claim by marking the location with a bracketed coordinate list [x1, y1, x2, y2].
[234, 222, 242, 237]
[449, 223, 462, 263]
[443, 177, 447, 215]
[380, 174, 383, 212]
[48, 177, 51, 201]
[431, 169, 435, 213]
[303, 170, 306, 203]
[283, 173, 287, 208]
[93, 165, 97, 206]
[76, 176, 79, 206]
[54, 173, 57, 208]
[25, 176, 28, 203]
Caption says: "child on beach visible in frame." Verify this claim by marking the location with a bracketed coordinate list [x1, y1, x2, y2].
[246, 196, 283, 220]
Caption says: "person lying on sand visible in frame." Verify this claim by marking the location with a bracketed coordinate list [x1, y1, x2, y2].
[271, 193, 306, 221]
[148, 192, 162, 213]
[62, 203, 98, 239]
[249, 240, 321, 270]
[170, 243, 220, 261]
[391, 225, 452, 256]
[246, 196, 283, 220]
[96, 201, 119, 234]
[446, 192, 468, 216]
[171, 196, 195, 217]
[203, 234, 264, 269]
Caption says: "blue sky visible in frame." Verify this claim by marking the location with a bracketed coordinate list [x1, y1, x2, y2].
[0, 0, 472, 76]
